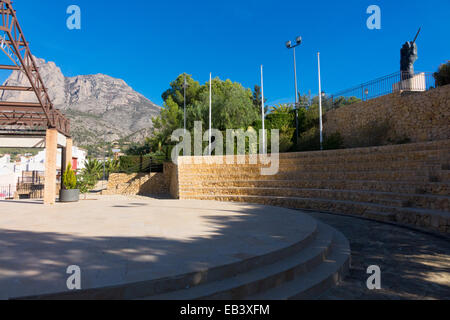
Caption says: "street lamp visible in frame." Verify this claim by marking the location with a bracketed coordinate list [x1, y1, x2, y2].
[286, 36, 302, 106]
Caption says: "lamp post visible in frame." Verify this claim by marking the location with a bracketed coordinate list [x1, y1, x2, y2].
[285, 36, 302, 106]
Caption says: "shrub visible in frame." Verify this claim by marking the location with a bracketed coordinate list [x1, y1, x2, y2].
[295, 128, 344, 152]
[296, 127, 320, 152]
[348, 120, 391, 148]
[76, 173, 97, 199]
[119, 155, 166, 173]
[433, 62, 450, 87]
[62, 164, 77, 190]
[323, 132, 344, 150]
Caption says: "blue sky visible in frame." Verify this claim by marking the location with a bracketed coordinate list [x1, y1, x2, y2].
[9, 0, 450, 106]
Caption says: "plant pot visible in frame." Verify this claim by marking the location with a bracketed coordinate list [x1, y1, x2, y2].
[59, 189, 80, 202]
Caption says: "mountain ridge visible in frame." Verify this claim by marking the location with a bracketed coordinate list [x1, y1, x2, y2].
[0, 57, 161, 148]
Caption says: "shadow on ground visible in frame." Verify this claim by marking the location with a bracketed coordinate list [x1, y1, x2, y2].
[0, 201, 310, 299]
[0, 199, 448, 300]
[308, 211, 450, 300]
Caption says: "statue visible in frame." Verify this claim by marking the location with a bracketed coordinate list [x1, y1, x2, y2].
[400, 28, 420, 80]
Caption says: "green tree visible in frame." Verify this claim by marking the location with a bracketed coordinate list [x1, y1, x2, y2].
[252, 85, 268, 114]
[434, 62, 450, 87]
[82, 158, 103, 179]
[266, 104, 295, 152]
[161, 73, 201, 110]
[189, 78, 258, 131]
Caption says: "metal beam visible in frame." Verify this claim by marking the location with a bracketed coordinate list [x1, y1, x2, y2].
[0, 101, 42, 107]
[0, 106, 47, 112]
[0, 0, 70, 137]
[0, 64, 21, 70]
[0, 85, 35, 91]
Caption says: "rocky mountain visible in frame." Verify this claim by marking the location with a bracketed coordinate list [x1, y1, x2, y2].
[1, 57, 161, 147]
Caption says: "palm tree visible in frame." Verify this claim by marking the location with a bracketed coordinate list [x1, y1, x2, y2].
[269, 103, 294, 114]
[82, 158, 103, 179]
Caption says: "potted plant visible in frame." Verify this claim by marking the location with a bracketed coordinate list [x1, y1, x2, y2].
[60, 163, 80, 202]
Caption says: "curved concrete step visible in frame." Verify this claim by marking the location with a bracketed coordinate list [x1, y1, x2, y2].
[179, 179, 450, 196]
[141, 222, 345, 300]
[181, 194, 450, 234]
[178, 141, 450, 166]
[178, 170, 435, 183]
[180, 160, 442, 173]
[247, 229, 350, 300]
[180, 187, 450, 211]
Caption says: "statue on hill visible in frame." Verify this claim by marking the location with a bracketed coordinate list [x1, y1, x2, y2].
[400, 28, 421, 80]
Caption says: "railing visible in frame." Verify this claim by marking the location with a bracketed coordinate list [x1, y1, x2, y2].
[16, 183, 44, 199]
[18, 171, 44, 184]
[0, 184, 16, 200]
[116, 156, 165, 174]
[325, 71, 436, 110]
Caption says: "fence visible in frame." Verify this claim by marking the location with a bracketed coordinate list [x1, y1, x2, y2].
[18, 171, 44, 185]
[116, 156, 165, 174]
[0, 184, 16, 200]
[325, 71, 436, 110]
[0, 183, 46, 200]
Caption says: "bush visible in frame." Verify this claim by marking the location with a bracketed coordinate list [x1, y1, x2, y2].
[77, 173, 97, 199]
[323, 132, 344, 150]
[295, 128, 344, 152]
[62, 164, 77, 190]
[348, 120, 391, 148]
[434, 62, 450, 87]
[119, 154, 166, 173]
[296, 127, 320, 152]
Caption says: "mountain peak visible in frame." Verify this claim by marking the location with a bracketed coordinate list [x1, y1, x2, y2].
[1, 57, 161, 146]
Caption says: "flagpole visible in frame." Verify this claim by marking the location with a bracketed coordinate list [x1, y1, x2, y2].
[183, 74, 187, 135]
[209, 72, 212, 155]
[261, 65, 265, 153]
[318, 52, 323, 151]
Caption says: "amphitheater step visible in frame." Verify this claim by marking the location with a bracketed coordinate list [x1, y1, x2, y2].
[180, 187, 450, 211]
[178, 170, 435, 183]
[247, 229, 350, 300]
[141, 222, 349, 300]
[180, 194, 450, 233]
[179, 141, 450, 166]
[179, 179, 450, 196]
[181, 160, 443, 174]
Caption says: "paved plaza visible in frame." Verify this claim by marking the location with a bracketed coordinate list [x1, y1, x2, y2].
[0, 195, 448, 299]
[0, 196, 316, 299]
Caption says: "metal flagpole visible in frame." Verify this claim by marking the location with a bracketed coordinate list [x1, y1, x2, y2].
[209, 72, 212, 155]
[261, 65, 265, 153]
[184, 74, 187, 134]
[318, 52, 323, 151]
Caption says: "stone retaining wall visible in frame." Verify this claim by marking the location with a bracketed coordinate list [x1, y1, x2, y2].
[177, 140, 450, 234]
[103, 162, 178, 197]
[325, 85, 450, 147]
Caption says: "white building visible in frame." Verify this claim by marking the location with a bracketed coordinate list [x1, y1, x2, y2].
[0, 146, 87, 193]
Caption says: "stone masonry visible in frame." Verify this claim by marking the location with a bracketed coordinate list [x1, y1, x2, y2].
[325, 85, 450, 147]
